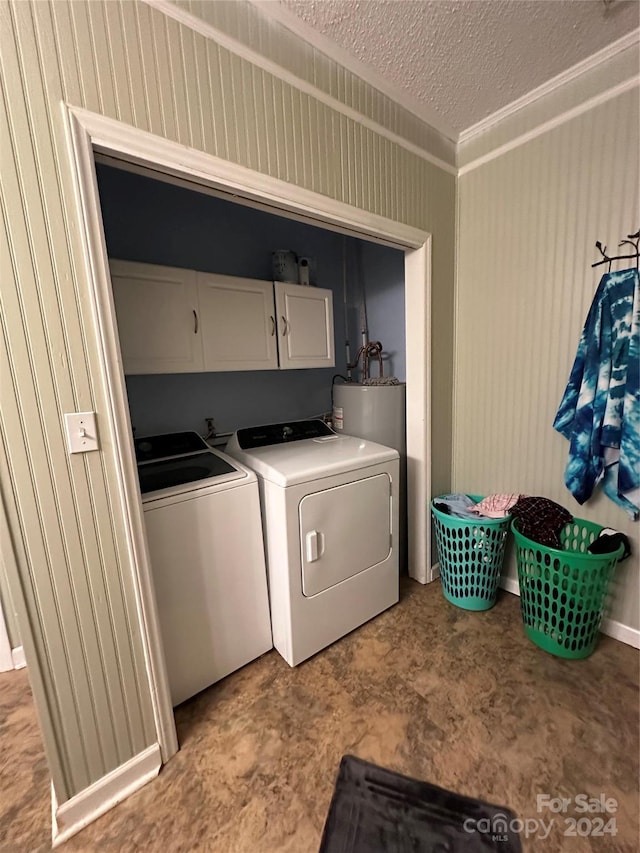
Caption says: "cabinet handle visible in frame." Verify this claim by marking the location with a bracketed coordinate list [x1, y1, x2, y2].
[270, 315, 275, 336]
[281, 315, 289, 335]
[193, 310, 198, 334]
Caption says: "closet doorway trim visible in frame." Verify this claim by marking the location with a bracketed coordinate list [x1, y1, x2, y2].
[63, 103, 432, 763]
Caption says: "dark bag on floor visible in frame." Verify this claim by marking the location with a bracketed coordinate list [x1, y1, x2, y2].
[320, 755, 522, 852]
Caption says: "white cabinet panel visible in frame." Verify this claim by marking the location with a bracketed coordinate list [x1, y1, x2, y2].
[197, 273, 278, 371]
[110, 259, 202, 374]
[109, 261, 335, 374]
[275, 282, 335, 369]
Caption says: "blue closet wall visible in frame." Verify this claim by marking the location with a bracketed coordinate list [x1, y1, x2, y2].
[344, 244, 406, 382]
[96, 163, 404, 437]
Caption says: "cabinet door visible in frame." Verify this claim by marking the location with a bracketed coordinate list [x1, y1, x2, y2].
[274, 282, 335, 369]
[110, 259, 202, 374]
[197, 273, 278, 371]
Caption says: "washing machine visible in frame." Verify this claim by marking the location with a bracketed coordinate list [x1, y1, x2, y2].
[225, 420, 399, 666]
[136, 431, 272, 705]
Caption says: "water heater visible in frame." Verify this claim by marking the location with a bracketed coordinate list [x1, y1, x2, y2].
[333, 382, 407, 570]
[332, 382, 406, 454]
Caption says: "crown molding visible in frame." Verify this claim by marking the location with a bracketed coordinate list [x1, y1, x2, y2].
[144, 0, 457, 175]
[250, 0, 459, 143]
[142, 1, 637, 176]
[458, 76, 638, 176]
[459, 27, 640, 144]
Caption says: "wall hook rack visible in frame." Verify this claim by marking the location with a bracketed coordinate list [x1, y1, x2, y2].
[592, 229, 640, 269]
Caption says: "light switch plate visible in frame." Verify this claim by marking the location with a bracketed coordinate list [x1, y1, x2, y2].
[64, 412, 99, 454]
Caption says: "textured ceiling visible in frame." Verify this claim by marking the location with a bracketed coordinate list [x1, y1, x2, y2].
[277, 0, 639, 135]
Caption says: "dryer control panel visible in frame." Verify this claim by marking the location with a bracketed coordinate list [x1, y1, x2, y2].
[235, 419, 335, 449]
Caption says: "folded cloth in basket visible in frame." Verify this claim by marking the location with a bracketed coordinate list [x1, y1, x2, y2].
[587, 528, 631, 560]
[472, 494, 520, 518]
[433, 494, 479, 520]
[510, 496, 573, 549]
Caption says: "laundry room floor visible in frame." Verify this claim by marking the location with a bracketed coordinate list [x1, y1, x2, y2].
[1, 578, 638, 852]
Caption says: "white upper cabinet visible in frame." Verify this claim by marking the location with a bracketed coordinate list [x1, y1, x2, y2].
[275, 282, 335, 369]
[110, 259, 203, 374]
[109, 260, 335, 374]
[198, 273, 278, 371]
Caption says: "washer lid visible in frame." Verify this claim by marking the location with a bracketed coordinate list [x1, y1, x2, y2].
[137, 451, 239, 495]
[136, 432, 250, 501]
[135, 430, 209, 461]
[226, 430, 398, 487]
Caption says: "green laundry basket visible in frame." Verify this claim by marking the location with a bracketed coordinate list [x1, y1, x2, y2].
[431, 495, 511, 611]
[512, 518, 623, 659]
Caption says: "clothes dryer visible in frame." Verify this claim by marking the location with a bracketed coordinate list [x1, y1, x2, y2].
[225, 420, 399, 666]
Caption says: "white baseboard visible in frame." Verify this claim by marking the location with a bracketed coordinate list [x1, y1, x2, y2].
[0, 620, 12, 673]
[600, 617, 640, 649]
[499, 576, 520, 596]
[52, 743, 162, 847]
[427, 562, 441, 583]
[410, 562, 441, 585]
[11, 645, 26, 669]
[497, 578, 640, 649]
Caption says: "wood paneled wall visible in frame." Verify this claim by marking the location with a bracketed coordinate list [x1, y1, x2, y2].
[0, 0, 455, 802]
[456, 84, 639, 631]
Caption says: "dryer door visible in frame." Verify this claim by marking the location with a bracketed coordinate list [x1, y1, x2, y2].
[299, 473, 392, 597]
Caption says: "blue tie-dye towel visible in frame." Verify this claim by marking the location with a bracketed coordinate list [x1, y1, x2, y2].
[553, 268, 640, 520]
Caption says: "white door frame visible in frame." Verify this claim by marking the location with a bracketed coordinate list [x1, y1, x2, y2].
[0, 578, 14, 673]
[62, 104, 432, 764]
